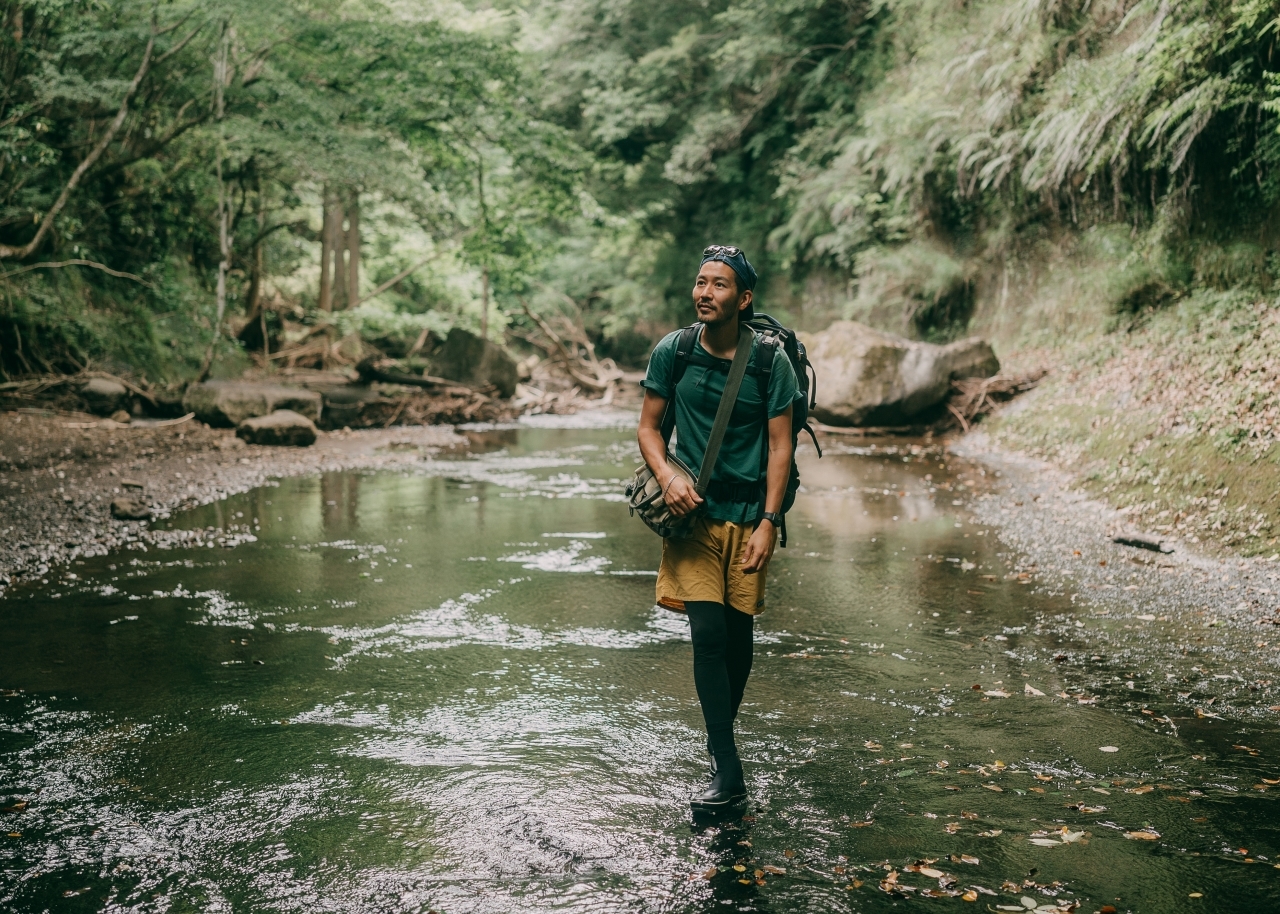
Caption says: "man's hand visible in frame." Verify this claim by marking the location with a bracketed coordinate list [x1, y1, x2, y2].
[740, 520, 776, 574]
[665, 474, 703, 517]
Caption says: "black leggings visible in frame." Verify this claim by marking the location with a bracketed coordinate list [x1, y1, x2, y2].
[686, 601, 754, 760]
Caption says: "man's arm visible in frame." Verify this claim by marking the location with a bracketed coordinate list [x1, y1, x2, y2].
[638, 389, 703, 517]
[741, 404, 793, 574]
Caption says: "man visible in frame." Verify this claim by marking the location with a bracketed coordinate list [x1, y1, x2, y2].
[637, 245, 799, 810]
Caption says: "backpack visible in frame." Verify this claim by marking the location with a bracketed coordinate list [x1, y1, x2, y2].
[667, 313, 821, 547]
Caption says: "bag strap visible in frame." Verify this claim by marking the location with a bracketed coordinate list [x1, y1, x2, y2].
[660, 325, 700, 444]
[695, 324, 753, 497]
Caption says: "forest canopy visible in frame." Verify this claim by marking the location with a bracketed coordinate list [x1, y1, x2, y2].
[2, 0, 1279, 379]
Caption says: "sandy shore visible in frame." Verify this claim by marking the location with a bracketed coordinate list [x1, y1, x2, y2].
[0, 411, 465, 597]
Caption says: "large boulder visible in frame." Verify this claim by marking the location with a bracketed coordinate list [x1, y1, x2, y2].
[81, 377, 129, 416]
[236, 410, 317, 447]
[183, 380, 322, 428]
[429, 328, 518, 398]
[803, 320, 999, 426]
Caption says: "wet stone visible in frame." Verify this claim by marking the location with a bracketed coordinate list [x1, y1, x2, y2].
[109, 497, 151, 520]
[236, 410, 317, 447]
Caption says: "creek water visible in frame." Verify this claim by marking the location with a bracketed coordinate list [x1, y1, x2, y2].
[1, 422, 1278, 913]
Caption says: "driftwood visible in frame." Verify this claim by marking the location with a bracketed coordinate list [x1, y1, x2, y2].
[354, 356, 488, 397]
[945, 370, 1047, 432]
[519, 297, 622, 394]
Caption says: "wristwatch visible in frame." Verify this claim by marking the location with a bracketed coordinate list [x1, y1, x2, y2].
[759, 511, 782, 528]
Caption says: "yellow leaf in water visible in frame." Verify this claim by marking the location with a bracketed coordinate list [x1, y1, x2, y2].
[1128, 785, 1154, 794]
[6, 832, 19, 838]
[738, 878, 752, 885]
[960, 854, 980, 865]
[762, 865, 786, 875]
[984, 784, 1004, 792]
[733, 865, 746, 872]
[784, 849, 796, 858]
[1035, 774, 1053, 782]
[962, 889, 979, 902]
[1125, 830, 1161, 841]
[1189, 893, 1203, 898]
[961, 811, 979, 819]
[918, 867, 944, 878]
[945, 822, 962, 834]
[754, 869, 764, 879]
[702, 867, 718, 880]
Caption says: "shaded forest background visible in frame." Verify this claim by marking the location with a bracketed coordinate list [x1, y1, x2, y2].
[3, 0, 1280, 380]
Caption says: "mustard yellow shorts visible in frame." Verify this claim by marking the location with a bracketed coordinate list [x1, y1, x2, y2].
[656, 516, 774, 616]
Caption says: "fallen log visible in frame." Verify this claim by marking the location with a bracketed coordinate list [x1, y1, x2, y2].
[354, 356, 488, 397]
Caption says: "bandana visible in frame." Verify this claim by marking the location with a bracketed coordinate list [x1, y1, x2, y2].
[700, 245, 757, 293]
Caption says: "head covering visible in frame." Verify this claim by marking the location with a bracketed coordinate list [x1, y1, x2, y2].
[700, 245, 757, 292]
[700, 245, 757, 320]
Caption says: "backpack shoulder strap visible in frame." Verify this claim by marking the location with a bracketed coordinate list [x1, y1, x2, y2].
[660, 324, 700, 443]
[671, 324, 700, 387]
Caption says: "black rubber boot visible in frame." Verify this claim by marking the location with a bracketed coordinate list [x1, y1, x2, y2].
[707, 736, 717, 777]
[691, 754, 746, 810]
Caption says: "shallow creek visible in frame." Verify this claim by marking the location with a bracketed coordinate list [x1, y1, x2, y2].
[1, 423, 1278, 913]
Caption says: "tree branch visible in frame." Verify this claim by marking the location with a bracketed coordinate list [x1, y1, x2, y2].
[0, 259, 152, 286]
[0, 18, 158, 260]
[349, 252, 440, 308]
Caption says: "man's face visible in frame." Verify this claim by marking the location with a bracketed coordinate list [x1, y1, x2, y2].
[692, 261, 750, 326]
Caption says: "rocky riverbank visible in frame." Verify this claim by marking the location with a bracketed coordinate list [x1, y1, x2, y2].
[952, 429, 1280, 719]
[0, 410, 466, 597]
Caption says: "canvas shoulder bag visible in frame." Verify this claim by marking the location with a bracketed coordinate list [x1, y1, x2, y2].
[626, 324, 753, 537]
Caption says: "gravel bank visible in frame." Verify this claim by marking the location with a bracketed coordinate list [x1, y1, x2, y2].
[0, 411, 465, 597]
[953, 429, 1280, 719]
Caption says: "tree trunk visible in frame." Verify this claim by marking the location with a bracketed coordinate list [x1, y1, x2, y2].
[332, 196, 347, 310]
[345, 191, 360, 308]
[480, 266, 490, 339]
[246, 167, 264, 319]
[319, 186, 335, 311]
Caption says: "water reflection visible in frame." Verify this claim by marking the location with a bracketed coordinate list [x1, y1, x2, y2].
[0, 427, 1277, 913]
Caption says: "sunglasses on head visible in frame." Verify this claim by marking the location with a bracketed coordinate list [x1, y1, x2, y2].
[702, 245, 741, 258]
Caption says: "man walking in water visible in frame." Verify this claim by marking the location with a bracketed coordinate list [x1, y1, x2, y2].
[636, 245, 799, 810]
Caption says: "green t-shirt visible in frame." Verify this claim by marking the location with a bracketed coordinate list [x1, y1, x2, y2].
[641, 326, 800, 523]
